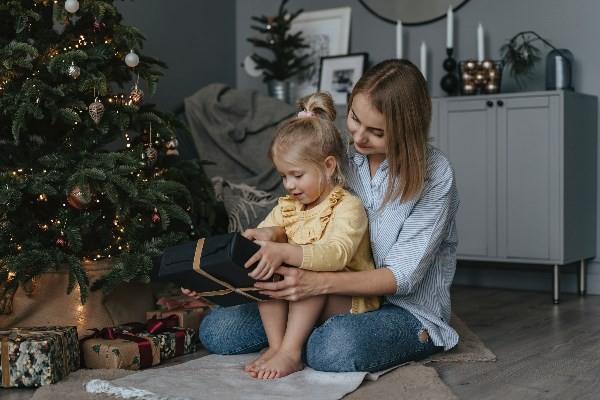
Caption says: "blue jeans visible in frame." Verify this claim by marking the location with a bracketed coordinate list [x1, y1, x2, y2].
[198, 302, 442, 372]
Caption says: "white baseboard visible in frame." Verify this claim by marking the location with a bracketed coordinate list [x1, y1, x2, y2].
[454, 260, 600, 295]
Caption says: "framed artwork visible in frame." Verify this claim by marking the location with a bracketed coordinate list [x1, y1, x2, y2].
[290, 7, 351, 99]
[318, 53, 368, 105]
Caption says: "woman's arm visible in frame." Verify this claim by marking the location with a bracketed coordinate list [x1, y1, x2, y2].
[254, 266, 397, 301]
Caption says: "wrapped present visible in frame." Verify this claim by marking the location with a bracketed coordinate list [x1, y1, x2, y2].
[145, 308, 208, 334]
[135, 328, 196, 361]
[157, 233, 273, 307]
[16, 326, 80, 372]
[121, 316, 196, 361]
[0, 328, 72, 387]
[80, 328, 160, 370]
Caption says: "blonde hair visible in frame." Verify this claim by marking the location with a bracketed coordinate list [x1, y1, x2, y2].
[348, 59, 431, 204]
[269, 92, 346, 187]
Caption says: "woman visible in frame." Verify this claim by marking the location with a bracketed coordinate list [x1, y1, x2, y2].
[188, 59, 459, 372]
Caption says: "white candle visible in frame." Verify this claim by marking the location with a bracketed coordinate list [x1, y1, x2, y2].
[396, 20, 403, 59]
[446, 6, 453, 49]
[477, 23, 484, 61]
[420, 41, 427, 79]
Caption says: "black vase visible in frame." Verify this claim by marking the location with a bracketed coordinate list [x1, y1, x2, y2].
[546, 49, 574, 90]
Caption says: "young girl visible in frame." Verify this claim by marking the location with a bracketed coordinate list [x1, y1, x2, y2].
[196, 59, 459, 373]
[241, 92, 379, 379]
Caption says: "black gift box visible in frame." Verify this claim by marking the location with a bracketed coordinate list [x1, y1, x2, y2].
[157, 233, 271, 307]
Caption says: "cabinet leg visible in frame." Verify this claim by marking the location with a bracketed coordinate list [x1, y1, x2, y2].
[579, 259, 587, 296]
[553, 264, 560, 304]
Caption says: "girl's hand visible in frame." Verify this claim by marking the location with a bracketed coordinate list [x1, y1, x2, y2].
[253, 266, 323, 301]
[242, 227, 287, 243]
[245, 241, 287, 281]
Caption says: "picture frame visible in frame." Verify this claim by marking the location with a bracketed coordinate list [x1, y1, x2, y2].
[290, 7, 351, 99]
[318, 53, 368, 106]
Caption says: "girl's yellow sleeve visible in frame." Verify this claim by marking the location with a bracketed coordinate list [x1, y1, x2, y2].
[300, 196, 368, 271]
[257, 204, 284, 228]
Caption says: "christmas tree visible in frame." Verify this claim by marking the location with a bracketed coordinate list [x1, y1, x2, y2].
[247, 0, 312, 82]
[0, 0, 223, 313]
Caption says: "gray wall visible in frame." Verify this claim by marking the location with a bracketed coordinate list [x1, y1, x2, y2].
[236, 0, 600, 295]
[116, 0, 236, 112]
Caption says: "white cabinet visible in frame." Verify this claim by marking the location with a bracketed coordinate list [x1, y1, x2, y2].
[432, 91, 597, 302]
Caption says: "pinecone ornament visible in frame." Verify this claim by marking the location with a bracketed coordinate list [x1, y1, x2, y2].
[88, 98, 104, 124]
[128, 84, 144, 105]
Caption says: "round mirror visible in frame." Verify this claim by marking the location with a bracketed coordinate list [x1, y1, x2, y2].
[359, 0, 471, 26]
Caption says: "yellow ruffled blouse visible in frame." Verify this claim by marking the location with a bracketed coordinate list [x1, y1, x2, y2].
[258, 186, 380, 314]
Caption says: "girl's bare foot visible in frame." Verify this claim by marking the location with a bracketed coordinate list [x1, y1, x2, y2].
[244, 347, 279, 373]
[255, 349, 304, 379]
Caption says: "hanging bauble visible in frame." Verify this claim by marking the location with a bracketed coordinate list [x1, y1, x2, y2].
[67, 62, 80, 79]
[67, 185, 91, 210]
[145, 146, 158, 164]
[165, 138, 179, 156]
[128, 84, 144, 105]
[64, 0, 79, 13]
[55, 233, 67, 248]
[125, 50, 140, 68]
[151, 208, 161, 224]
[88, 98, 104, 124]
[92, 19, 106, 33]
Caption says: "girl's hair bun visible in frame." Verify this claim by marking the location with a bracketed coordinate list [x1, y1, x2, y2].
[297, 92, 336, 122]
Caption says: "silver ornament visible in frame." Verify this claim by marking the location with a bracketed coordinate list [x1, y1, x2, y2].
[67, 62, 80, 79]
[128, 84, 144, 105]
[88, 98, 105, 124]
[125, 50, 140, 68]
[64, 0, 79, 13]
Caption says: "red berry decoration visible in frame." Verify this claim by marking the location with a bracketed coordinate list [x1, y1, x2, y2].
[151, 208, 161, 224]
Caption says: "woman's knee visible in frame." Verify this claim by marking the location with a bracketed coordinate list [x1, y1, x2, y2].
[199, 303, 267, 355]
[305, 315, 364, 372]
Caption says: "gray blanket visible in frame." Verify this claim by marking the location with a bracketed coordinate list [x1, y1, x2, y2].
[184, 83, 295, 193]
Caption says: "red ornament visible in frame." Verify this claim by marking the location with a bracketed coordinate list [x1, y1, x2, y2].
[55, 234, 67, 248]
[151, 208, 161, 224]
[92, 19, 106, 33]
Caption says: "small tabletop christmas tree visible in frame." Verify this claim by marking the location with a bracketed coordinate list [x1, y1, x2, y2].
[247, 0, 312, 82]
[0, 0, 223, 312]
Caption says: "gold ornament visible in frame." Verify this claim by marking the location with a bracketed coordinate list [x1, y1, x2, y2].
[67, 62, 80, 79]
[67, 185, 92, 210]
[128, 84, 144, 105]
[88, 98, 104, 124]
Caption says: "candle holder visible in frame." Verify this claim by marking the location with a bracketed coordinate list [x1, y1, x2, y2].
[440, 48, 459, 96]
[459, 59, 504, 95]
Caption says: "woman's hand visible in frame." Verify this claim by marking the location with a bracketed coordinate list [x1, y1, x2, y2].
[242, 227, 287, 243]
[181, 287, 202, 300]
[245, 241, 287, 281]
[253, 266, 324, 301]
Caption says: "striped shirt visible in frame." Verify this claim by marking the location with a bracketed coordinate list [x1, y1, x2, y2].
[345, 144, 460, 350]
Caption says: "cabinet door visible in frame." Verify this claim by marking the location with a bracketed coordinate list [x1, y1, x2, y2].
[496, 95, 561, 260]
[440, 99, 497, 258]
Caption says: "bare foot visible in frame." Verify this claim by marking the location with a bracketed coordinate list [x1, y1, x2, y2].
[244, 347, 278, 373]
[255, 349, 304, 379]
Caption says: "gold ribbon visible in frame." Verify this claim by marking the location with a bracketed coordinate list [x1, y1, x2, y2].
[192, 239, 263, 302]
[2, 336, 10, 387]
